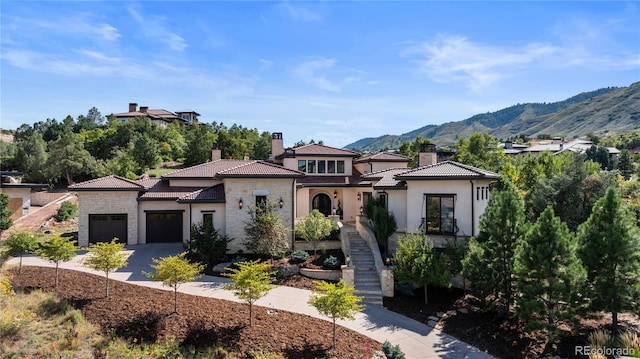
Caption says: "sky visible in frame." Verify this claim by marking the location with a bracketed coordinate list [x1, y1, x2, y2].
[1, 1, 639, 148]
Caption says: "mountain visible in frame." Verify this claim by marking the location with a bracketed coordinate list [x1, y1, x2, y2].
[345, 83, 640, 151]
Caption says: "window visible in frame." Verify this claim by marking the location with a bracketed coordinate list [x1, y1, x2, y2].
[298, 160, 306, 172]
[425, 195, 455, 234]
[202, 213, 214, 229]
[378, 192, 388, 208]
[256, 195, 267, 207]
[337, 160, 345, 173]
[308, 160, 316, 174]
[327, 161, 336, 173]
[318, 160, 326, 173]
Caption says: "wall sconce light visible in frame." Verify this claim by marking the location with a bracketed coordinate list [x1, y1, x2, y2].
[238, 198, 243, 210]
[359, 206, 364, 215]
[357, 192, 361, 201]
[279, 197, 284, 208]
[333, 190, 337, 199]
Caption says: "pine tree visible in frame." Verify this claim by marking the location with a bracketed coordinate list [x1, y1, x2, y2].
[578, 188, 640, 332]
[515, 206, 586, 349]
[467, 181, 526, 314]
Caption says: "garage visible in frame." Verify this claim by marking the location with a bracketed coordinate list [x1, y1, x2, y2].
[146, 211, 183, 243]
[89, 214, 128, 244]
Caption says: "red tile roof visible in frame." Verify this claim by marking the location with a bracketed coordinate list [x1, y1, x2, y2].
[362, 168, 410, 189]
[282, 144, 360, 158]
[355, 152, 411, 163]
[216, 161, 304, 178]
[163, 160, 251, 179]
[69, 175, 145, 191]
[138, 180, 202, 201]
[395, 161, 500, 180]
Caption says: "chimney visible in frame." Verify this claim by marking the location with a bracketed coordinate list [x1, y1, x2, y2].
[140, 106, 148, 114]
[418, 143, 437, 167]
[270, 132, 284, 164]
[505, 140, 513, 149]
[211, 143, 221, 161]
[129, 103, 137, 112]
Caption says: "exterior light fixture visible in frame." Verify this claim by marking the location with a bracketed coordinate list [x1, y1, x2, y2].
[333, 190, 337, 199]
[357, 192, 361, 201]
[238, 198, 243, 209]
[359, 206, 364, 215]
[279, 197, 284, 208]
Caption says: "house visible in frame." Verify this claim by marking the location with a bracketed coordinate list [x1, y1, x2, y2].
[506, 137, 620, 158]
[114, 103, 200, 127]
[70, 133, 500, 252]
[0, 172, 48, 220]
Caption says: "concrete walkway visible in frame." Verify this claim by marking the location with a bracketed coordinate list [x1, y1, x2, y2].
[6, 243, 493, 359]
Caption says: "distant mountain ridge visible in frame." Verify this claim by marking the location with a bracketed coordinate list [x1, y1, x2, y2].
[345, 83, 640, 151]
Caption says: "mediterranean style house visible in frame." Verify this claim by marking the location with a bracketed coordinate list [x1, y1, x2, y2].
[114, 103, 200, 126]
[70, 133, 500, 252]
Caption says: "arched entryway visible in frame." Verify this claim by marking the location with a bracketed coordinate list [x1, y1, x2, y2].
[312, 193, 332, 217]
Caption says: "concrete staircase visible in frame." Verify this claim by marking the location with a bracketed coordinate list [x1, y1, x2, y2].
[348, 231, 383, 306]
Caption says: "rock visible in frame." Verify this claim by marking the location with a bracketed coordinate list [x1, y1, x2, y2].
[211, 262, 232, 273]
[427, 320, 438, 327]
[428, 315, 439, 322]
[277, 264, 300, 277]
[371, 351, 386, 359]
[447, 310, 457, 316]
[458, 308, 468, 314]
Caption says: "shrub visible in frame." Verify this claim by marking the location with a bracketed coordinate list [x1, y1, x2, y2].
[323, 255, 340, 270]
[290, 250, 309, 264]
[115, 311, 166, 343]
[382, 340, 405, 359]
[181, 319, 217, 348]
[0, 306, 35, 338]
[54, 201, 78, 222]
[231, 255, 248, 265]
[187, 222, 231, 267]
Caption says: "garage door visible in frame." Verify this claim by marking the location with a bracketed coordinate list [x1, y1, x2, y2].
[146, 211, 183, 243]
[89, 214, 127, 244]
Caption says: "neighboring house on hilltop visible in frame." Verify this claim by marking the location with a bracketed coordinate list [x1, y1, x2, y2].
[0, 171, 48, 220]
[503, 137, 620, 158]
[114, 103, 200, 126]
[70, 133, 500, 253]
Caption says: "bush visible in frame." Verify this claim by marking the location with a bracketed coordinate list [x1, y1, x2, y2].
[187, 222, 232, 267]
[323, 255, 340, 270]
[54, 201, 78, 222]
[115, 311, 166, 343]
[382, 339, 405, 359]
[181, 320, 217, 348]
[290, 250, 309, 264]
[231, 255, 248, 265]
[0, 306, 35, 338]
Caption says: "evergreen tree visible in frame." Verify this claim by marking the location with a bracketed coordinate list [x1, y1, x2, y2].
[578, 188, 640, 332]
[15, 132, 49, 183]
[617, 149, 633, 179]
[45, 133, 96, 185]
[0, 194, 13, 234]
[184, 123, 216, 166]
[244, 200, 290, 261]
[465, 181, 526, 314]
[515, 206, 586, 349]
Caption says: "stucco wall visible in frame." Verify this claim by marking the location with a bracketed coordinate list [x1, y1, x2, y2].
[223, 178, 296, 253]
[283, 156, 353, 176]
[295, 187, 310, 217]
[383, 189, 408, 231]
[138, 201, 190, 244]
[190, 203, 227, 236]
[77, 191, 139, 247]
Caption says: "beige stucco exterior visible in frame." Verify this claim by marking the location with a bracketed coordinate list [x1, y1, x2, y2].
[283, 156, 353, 176]
[77, 191, 139, 247]
[0, 187, 32, 219]
[137, 201, 190, 244]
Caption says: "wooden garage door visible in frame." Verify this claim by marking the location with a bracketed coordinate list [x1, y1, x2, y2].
[89, 214, 127, 244]
[146, 211, 183, 243]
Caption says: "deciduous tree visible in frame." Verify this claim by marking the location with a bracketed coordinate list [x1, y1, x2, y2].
[244, 201, 290, 261]
[578, 188, 640, 332]
[308, 279, 364, 348]
[83, 239, 129, 297]
[393, 232, 451, 304]
[224, 260, 275, 326]
[296, 209, 335, 255]
[2, 231, 39, 274]
[37, 235, 78, 291]
[144, 252, 204, 313]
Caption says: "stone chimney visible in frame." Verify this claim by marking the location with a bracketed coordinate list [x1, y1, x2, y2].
[140, 106, 148, 114]
[270, 132, 284, 163]
[418, 143, 437, 167]
[129, 103, 137, 112]
[211, 143, 221, 161]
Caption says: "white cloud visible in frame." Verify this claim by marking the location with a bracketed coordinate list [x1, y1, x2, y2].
[277, 1, 322, 21]
[402, 35, 558, 91]
[5, 14, 120, 42]
[127, 7, 187, 52]
[293, 57, 341, 92]
[259, 59, 274, 71]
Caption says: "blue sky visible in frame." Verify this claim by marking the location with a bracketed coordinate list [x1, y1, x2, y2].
[1, 1, 639, 148]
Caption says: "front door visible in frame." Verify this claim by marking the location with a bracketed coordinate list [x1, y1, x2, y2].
[312, 193, 332, 217]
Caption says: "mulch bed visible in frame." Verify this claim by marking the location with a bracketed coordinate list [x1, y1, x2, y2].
[10, 266, 380, 359]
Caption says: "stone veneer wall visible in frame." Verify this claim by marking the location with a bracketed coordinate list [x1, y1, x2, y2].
[223, 177, 296, 253]
[77, 191, 139, 247]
